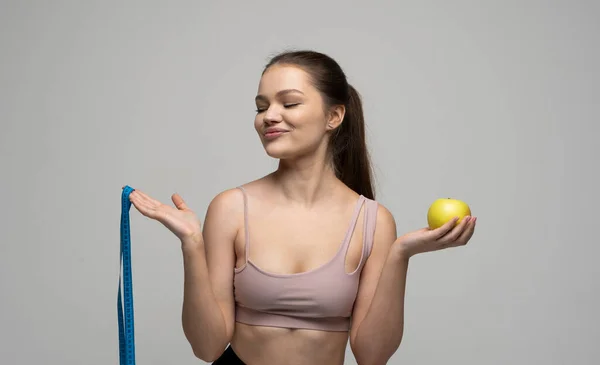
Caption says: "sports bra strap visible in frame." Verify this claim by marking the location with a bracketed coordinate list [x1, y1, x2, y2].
[237, 186, 250, 263]
[360, 199, 378, 266]
[340, 196, 366, 253]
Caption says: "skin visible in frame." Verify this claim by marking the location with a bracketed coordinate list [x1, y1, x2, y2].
[127, 64, 477, 365]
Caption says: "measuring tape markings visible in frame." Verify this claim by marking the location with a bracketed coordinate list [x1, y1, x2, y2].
[119, 185, 136, 365]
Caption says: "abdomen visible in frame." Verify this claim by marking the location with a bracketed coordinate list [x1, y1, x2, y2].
[230, 322, 349, 365]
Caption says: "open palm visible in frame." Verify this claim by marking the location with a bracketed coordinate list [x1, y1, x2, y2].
[396, 216, 477, 257]
[127, 188, 202, 243]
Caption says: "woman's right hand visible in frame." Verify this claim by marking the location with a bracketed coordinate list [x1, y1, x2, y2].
[127, 187, 203, 245]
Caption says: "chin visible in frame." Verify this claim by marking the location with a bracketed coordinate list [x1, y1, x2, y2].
[262, 138, 304, 159]
[263, 144, 293, 159]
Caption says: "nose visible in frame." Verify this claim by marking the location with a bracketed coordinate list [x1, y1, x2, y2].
[263, 106, 283, 124]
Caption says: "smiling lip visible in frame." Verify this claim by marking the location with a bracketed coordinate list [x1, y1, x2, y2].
[264, 128, 288, 140]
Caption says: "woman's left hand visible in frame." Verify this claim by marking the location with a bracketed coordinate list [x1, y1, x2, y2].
[394, 216, 477, 258]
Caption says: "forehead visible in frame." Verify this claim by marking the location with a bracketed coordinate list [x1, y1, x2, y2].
[257, 65, 314, 96]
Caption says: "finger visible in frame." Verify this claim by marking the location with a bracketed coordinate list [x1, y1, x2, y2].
[135, 190, 164, 208]
[445, 217, 476, 248]
[129, 191, 162, 219]
[171, 193, 189, 210]
[456, 217, 476, 245]
[128, 192, 151, 216]
[440, 216, 471, 243]
[128, 192, 147, 214]
[429, 217, 459, 239]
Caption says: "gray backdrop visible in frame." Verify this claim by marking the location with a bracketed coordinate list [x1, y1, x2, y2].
[1, 0, 598, 364]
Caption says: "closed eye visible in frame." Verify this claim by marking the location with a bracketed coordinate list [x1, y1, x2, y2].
[255, 103, 300, 113]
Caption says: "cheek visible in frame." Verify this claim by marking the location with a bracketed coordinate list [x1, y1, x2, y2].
[290, 107, 326, 130]
[298, 111, 328, 136]
[292, 118, 328, 148]
[254, 116, 262, 131]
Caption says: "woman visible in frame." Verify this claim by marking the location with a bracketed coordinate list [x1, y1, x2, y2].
[128, 50, 477, 365]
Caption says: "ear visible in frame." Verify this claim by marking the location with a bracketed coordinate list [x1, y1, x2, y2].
[326, 105, 346, 131]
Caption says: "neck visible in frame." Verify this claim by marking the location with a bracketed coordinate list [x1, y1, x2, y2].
[272, 153, 339, 207]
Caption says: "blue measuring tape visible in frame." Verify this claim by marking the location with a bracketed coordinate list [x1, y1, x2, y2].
[118, 185, 136, 365]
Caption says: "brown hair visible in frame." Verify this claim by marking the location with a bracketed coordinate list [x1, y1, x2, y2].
[263, 50, 375, 199]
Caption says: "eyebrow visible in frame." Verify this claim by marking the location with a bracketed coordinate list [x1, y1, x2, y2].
[255, 89, 304, 102]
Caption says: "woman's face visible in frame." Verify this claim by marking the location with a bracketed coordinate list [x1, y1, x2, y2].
[254, 65, 338, 160]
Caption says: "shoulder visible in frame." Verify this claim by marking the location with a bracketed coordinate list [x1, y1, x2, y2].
[200, 187, 250, 250]
[202, 187, 247, 236]
[366, 199, 397, 250]
[204, 177, 267, 219]
[206, 171, 275, 215]
[367, 198, 397, 237]
[375, 201, 396, 228]
[206, 187, 245, 215]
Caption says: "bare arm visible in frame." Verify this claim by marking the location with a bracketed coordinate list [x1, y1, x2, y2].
[181, 189, 241, 361]
[350, 204, 477, 364]
[349, 204, 407, 365]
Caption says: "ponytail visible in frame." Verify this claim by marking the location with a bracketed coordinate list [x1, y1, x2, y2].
[331, 84, 375, 199]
